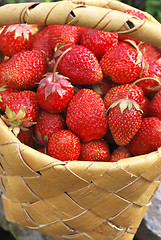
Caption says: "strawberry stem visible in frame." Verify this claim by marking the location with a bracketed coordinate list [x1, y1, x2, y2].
[126, 77, 161, 98]
[53, 47, 71, 82]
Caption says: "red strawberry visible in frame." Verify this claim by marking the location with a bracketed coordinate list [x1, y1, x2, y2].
[139, 42, 161, 62]
[118, 9, 148, 44]
[1, 90, 39, 136]
[48, 25, 84, 50]
[104, 84, 144, 110]
[17, 127, 35, 148]
[127, 117, 161, 155]
[48, 130, 81, 161]
[32, 26, 53, 62]
[136, 61, 161, 95]
[0, 50, 47, 90]
[66, 88, 108, 142]
[57, 44, 103, 85]
[32, 37, 53, 63]
[100, 41, 142, 84]
[36, 48, 74, 113]
[140, 96, 150, 118]
[0, 86, 20, 112]
[108, 98, 142, 145]
[79, 139, 110, 162]
[148, 90, 161, 120]
[35, 110, 65, 145]
[80, 28, 118, 59]
[92, 77, 114, 97]
[0, 24, 33, 57]
[110, 146, 131, 162]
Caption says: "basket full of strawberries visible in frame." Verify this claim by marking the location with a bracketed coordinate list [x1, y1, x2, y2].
[0, 1, 161, 240]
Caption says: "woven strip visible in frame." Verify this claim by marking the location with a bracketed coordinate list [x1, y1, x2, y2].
[0, 1, 161, 47]
[0, 118, 161, 240]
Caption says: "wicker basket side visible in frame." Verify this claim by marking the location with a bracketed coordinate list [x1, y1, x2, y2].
[0, 118, 161, 240]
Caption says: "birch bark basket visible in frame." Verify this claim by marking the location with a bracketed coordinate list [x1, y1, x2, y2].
[0, 1, 161, 240]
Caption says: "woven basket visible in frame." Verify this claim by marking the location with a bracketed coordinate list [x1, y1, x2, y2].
[0, 1, 161, 240]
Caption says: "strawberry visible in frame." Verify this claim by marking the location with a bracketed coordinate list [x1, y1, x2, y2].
[118, 9, 148, 44]
[92, 77, 114, 97]
[100, 41, 142, 84]
[136, 61, 161, 95]
[31, 26, 53, 63]
[48, 25, 84, 50]
[35, 110, 65, 145]
[1, 90, 39, 136]
[57, 44, 103, 85]
[0, 24, 33, 57]
[110, 146, 131, 162]
[32, 37, 53, 63]
[0, 86, 20, 112]
[108, 98, 142, 145]
[104, 84, 144, 110]
[140, 96, 150, 118]
[17, 127, 35, 148]
[80, 28, 118, 59]
[48, 130, 81, 161]
[36, 48, 74, 113]
[127, 117, 161, 155]
[79, 139, 110, 162]
[148, 90, 161, 120]
[66, 88, 108, 142]
[139, 42, 161, 62]
[124, 9, 148, 20]
[0, 50, 47, 90]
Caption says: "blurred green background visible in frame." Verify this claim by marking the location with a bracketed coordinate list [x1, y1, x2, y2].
[0, 0, 161, 23]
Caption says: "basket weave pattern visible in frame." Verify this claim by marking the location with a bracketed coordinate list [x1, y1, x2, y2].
[0, 119, 161, 240]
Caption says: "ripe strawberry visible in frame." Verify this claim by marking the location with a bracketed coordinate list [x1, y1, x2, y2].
[139, 43, 161, 62]
[36, 49, 74, 113]
[0, 24, 33, 57]
[108, 98, 142, 145]
[148, 90, 161, 120]
[66, 89, 108, 142]
[104, 84, 144, 110]
[48, 25, 84, 50]
[80, 28, 118, 59]
[100, 41, 142, 84]
[32, 37, 53, 63]
[110, 146, 131, 162]
[1, 90, 39, 136]
[31, 26, 53, 62]
[17, 127, 35, 148]
[127, 117, 161, 155]
[57, 44, 103, 85]
[79, 139, 110, 162]
[118, 9, 148, 44]
[35, 110, 65, 145]
[140, 96, 150, 118]
[92, 77, 114, 97]
[48, 130, 81, 161]
[0, 50, 47, 90]
[0, 86, 20, 112]
[136, 61, 161, 95]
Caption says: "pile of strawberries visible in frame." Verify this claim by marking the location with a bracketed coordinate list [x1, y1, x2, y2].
[0, 9, 161, 163]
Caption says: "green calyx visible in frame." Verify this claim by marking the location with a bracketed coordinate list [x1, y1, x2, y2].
[108, 98, 143, 114]
[1, 106, 33, 136]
